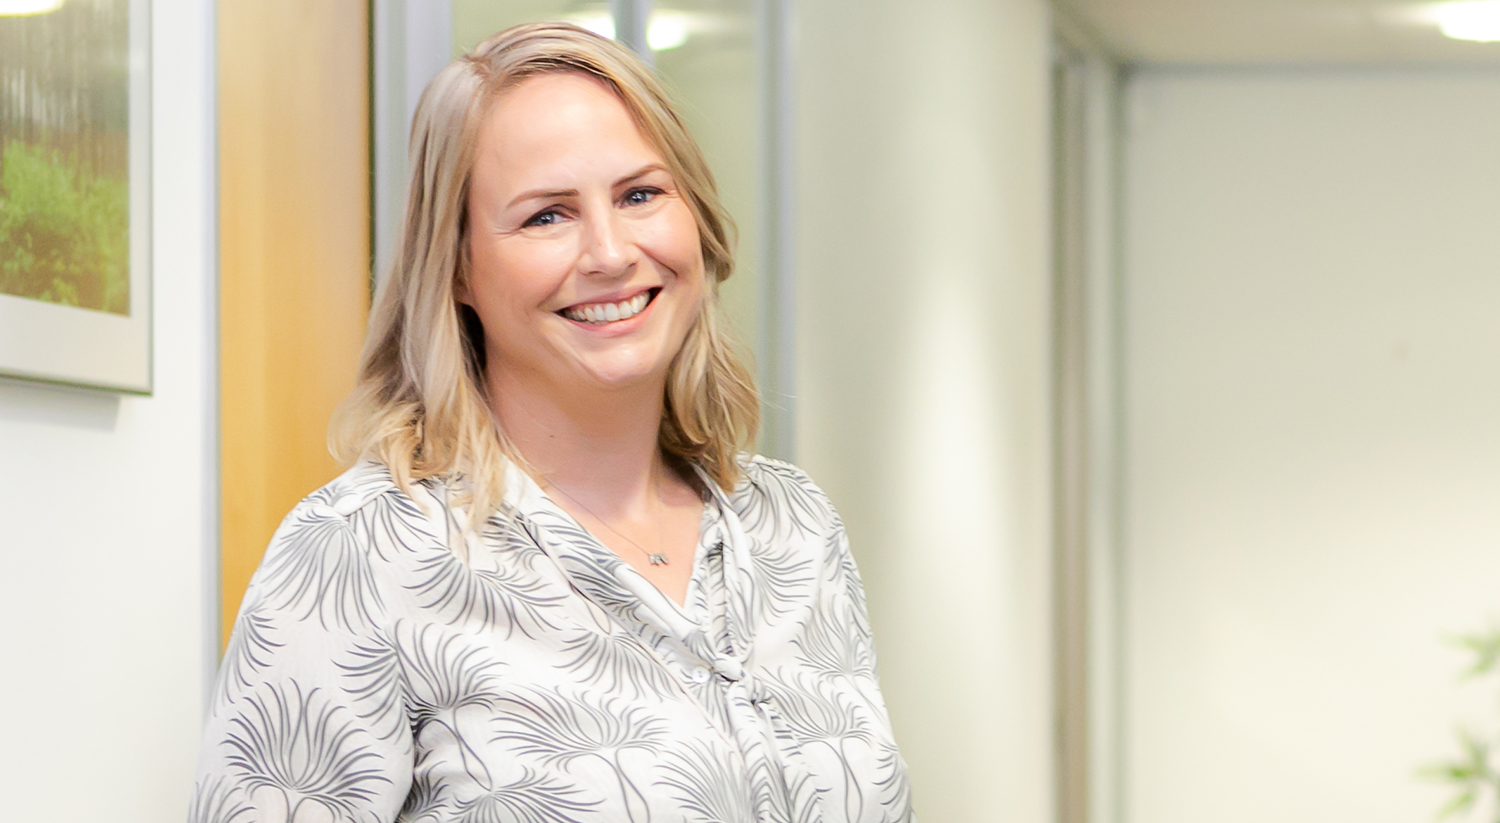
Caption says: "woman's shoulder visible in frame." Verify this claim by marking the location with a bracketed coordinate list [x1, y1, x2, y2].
[268, 460, 447, 546]
[727, 454, 844, 534]
[289, 460, 409, 520]
[300, 458, 399, 503]
[735, 452, 816, 487]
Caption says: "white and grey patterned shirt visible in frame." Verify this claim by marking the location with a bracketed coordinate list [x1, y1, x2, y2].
[190, 455, 915, 823]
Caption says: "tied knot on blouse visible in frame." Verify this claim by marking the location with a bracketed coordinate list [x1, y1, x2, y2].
[190, 455, 916, 823]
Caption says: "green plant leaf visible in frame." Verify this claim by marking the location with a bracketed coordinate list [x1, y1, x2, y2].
[1449, 631, 1500, 679]
[1418, 760, 1478, 783]
[1436, 788, 1476, 821]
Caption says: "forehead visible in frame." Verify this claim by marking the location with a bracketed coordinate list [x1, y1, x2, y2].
[476, 71, 663, 179]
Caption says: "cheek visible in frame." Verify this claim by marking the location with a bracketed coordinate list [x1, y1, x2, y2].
[468, 239, 570, 320]
[645, 205, 708, 288]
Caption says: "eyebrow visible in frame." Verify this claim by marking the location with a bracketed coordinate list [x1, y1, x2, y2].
[505, 163, 670, 210]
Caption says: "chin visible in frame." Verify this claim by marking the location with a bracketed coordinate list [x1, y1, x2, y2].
[554, 338, 657, 378]
[564, 332, 686, 391]
[577, 360, 673, 391]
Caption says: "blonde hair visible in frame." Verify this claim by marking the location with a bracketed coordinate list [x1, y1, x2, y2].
[330, 22, 759, 517]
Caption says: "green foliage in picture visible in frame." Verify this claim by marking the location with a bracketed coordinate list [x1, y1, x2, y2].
[1423, 630, 1500, 822]
[0, 139, 129, 315]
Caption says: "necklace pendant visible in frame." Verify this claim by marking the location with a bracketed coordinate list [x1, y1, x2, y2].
[648, 553, 669, 566]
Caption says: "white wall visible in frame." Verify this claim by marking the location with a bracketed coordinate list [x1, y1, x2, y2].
[794, 1, 1056, 820]
[0, 1, 217, 820]
[1122, 70, 1500, 823]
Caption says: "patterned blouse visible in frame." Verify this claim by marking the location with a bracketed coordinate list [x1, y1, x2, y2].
[190, 455, 916, 823]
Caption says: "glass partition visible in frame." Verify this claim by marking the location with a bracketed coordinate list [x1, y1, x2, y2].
[649, 0, 762, 366]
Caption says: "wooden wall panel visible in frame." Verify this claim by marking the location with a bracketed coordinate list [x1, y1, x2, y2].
[218, 0, 370, 647]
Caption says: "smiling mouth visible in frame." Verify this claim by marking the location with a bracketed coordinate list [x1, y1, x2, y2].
[559, 288, 659, 325]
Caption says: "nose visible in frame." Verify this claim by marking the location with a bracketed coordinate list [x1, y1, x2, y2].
[577, 204, 636, 278]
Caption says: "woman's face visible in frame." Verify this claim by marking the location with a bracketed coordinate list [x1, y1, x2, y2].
[463, 71, 705, 401]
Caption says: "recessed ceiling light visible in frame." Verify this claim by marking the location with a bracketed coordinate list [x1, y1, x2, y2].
[568, 12, 615, 41]
[1436, 1, 1500, 42]
[647, 13, 690, 52]
[565, 12, 691, 52]
[0, 0, 65, 16]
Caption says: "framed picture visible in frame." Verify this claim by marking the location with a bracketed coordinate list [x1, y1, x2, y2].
[0, 0, 151, 394]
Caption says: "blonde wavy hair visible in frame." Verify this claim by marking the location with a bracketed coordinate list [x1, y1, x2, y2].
[330, 22, 759, 518]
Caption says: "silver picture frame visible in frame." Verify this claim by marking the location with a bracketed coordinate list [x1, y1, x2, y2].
[0, 0, 152, 394]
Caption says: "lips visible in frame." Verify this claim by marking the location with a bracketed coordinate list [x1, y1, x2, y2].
[559, 288, 658, 325]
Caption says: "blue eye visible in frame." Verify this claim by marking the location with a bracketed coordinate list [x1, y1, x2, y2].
[623, 187, 660, 206]
[524, 209, 563, 227]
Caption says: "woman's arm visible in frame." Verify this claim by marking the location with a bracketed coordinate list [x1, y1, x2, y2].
[189, 498, 414, 823]
[783, 459, 918, 822]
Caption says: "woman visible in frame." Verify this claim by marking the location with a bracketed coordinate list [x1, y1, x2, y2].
[191, 23, 914, 823]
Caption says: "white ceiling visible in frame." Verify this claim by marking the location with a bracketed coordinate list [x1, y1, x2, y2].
[1057, 0, 1500, 65]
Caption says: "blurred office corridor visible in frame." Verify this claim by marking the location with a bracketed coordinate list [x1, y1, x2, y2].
[2, 1, 1499, 822]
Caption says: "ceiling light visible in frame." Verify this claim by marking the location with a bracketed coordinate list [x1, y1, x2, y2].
[0, 0, 65, 15]
[647, 14, 690, 52]
[1436, 1, 1500, 42]
[569, 12, 615, 41]
[567, 10, 692, 52]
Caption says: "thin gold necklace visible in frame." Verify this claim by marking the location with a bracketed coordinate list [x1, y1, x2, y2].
[545, 480, 670, 566]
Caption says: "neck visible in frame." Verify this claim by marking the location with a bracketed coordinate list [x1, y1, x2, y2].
[487, 366, 669, 512]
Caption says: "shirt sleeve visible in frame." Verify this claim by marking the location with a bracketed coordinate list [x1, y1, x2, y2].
[809, 471, 919, 822]
[188, 498, 413, 823]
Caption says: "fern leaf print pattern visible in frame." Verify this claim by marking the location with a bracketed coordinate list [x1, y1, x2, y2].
[191, 458, 915, 822]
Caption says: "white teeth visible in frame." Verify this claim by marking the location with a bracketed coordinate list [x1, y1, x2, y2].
[564, 291, 653, 324]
